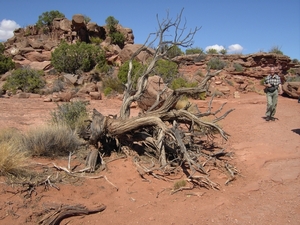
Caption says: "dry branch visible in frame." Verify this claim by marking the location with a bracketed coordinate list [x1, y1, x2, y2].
[39, 204, 106, 225]
[82, 9, 236, 190]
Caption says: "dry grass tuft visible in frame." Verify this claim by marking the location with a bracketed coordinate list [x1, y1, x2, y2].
[22, 125, 83, 158]
[0, 129, 29, 176]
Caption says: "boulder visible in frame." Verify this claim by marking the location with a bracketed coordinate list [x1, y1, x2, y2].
[282, 82, 300, 98]
[137, 75, 172, 111]
[119, 44, 154, 63]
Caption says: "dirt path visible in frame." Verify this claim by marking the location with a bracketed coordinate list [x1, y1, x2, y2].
[0, 93, 299, 224]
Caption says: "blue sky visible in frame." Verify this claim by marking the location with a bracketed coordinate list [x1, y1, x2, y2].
[0, 0, 299, 59]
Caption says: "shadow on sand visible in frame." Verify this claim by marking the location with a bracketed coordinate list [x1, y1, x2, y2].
[291, 129, 300, 135]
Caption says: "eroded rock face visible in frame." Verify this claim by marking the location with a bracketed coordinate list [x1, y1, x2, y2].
[136, 75, 173, 111]
[282, 82, 300, 98]
[3, 14, 135, 70]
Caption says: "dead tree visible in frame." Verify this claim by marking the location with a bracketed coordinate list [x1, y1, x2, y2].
[85, 9, 236, 189]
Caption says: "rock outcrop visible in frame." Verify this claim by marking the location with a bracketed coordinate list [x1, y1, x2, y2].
[1, 13, 299, 101]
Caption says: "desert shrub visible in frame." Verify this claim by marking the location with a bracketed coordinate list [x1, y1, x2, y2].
[36, 10, 65, 28]
[207, 57, 227, 70]
[225, 79, 234, 86]
[171, 77, 197, 90]
[0, 129, 28, 176]
[173, 180, 187, 190]
[51, 78, 65, 92]
[206, 48, 218, 54]
[269, 46, 283, 55]
[233, 63, 244, 72]
[285, 75, 300, 82]
[84, 15, 91, 24]
[292, 59, 299, 64]
[51, 40, 106, 74]
[3, 67, 45, 94]
[219, 48, 227, 55]
[152, 59, 178, 82]
[194, 53, 207, 62]
[166, 45, 183, 58]
[103, 87, 114, 96]
[105, 16, 125, 47]
[0, 43, 15, 74]
[96, 61, 112, 74]
[103, 76, 124, 95]
[185, 47, 204, 55]
[90, 36, 103, 45]
[118, 60, 146, 85]
[23, 125, 82, 157]
[50, 101, 89, 132]
[260, 78, 266, 85]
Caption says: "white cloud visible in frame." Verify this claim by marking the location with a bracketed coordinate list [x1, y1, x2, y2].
[205, 44, 244, 54]
[227, 44, 243, 54]
[0, 19, 20, 41]
[205, 44, 225, 52]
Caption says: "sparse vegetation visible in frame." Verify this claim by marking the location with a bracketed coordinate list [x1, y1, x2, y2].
[207, 57, 227, 70]
[269, 46, 283, 55]
[233, 63, 244, 72]
[173, 180, 187, 190]
[118, 60, 145, 85]
[50, 101, 89, 132]
[51, 78, 65, 92]
[90, 36, 103, 45]
[105, 16, 125, 47]
[103, 76, 124, 95]
[3, 67, 45, 94]
[0, 43, 15, 74]
[22, 125, 82, 157]
[51, 40, 106, 74]
[166, 45, 183, 58]
[219, 48, 227, 55]
[171, 77, 197, 90]
[185, 47, 204, 55]
[152, 59, 178, 82]
[36, 10, 65, 28]
[206, 48, 218, 54]
[0, 129, 28, 176]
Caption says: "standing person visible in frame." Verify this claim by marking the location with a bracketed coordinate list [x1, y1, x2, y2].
[264, 67, 283, 121]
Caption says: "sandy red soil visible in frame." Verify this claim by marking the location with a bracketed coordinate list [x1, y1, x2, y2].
[0, 92, 299, 225]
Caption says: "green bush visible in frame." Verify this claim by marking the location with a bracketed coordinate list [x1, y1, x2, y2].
[233, 63, 244, 72]
[36, 10, 65, 28]
[171, 77, 197, 90]
[103, 76, 124, 95]
[207, 57, 227, 70]
[185, 47, 203, 55]
[118, 60, 145, 85]
[110, 32, 125, 47]
[0, 43, 15, 74]
[105, 16, 125, 47]
[152, 59, 178, 82]
[3, 67, 45, 93]
[90, 36, 103, 45]
[219, 49, 227, 55]
[206, 48, 218, 54]
[103, 87, 113, 96]
[50, 101, 89, 132]
[51, 40, 106, 74]
[166, 45, 183, 58]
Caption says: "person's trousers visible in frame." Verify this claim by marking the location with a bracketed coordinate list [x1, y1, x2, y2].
[265, 90, 278, 117]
